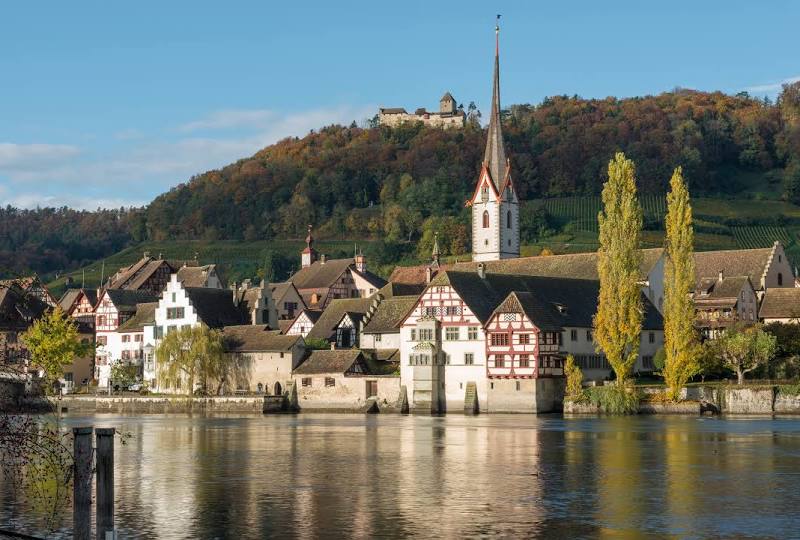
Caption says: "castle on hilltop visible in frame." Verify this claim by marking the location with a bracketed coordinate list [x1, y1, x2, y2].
[378, 92, 466, 129]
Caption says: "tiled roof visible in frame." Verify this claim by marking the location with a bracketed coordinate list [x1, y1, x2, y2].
[380, 107, 407, 114]
[184, 287, 246, 328]
[699, 276, 751, 299]
[278, 319, 294, 334]
[692, 247, 775, 288]
[58, 289, 82, 313]
[431, 270, 662, 329]
[176, 264, 218, 288]
[116, 302, 157, 332]
[222, 324, 302, 353]
[290, 258, 354, 290]
[363, 296, 419, 334]
[306, 298, 371, 341]
[105, 289, 158, 313]
[451, 248, 663, 281]
[759, 288, 800, 319]
[108, 257, 173, 290]
[351, 268, 388, 290]
[388, 263, 450, 288]
[379, 282, 426, 298]
[293, 349, 367, 375]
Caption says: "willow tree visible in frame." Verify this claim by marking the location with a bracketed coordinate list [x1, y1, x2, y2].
[594, 152, 644, 385]
[662, 167, 701, 400]
[156, 326, 226, 394]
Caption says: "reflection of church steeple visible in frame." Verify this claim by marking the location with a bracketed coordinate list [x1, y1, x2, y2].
[301, 225, 317, 268]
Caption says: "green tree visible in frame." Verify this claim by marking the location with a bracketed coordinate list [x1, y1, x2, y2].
[715, 324, 777, 385]
[662, 167, 701, 400]
[593, 153, 644, 385]
[21, 307, 92, 383]
[110, 361, 139, 389]
[564, 354, 584, 400]
[156, 326, 227, 394]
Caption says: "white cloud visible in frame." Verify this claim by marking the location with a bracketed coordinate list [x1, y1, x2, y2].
[0, 143, 80, 170]
[0, 104, 376, 209]
[742, 75, 800, 96]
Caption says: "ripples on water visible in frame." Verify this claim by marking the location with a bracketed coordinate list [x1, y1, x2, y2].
[3, 414, 800, 539]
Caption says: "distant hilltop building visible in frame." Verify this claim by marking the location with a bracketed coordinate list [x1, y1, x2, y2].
[379, 92, 466, 129]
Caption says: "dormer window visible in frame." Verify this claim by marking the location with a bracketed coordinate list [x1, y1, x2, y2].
[481, 186, 489, 202]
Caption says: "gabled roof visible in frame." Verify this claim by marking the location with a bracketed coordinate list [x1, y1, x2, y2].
[692, 247, 776, 288]
[440, 91, 455, 102]
[388, 263, 451, 293]
[351, 268, 388, 289]
[429, 270, 662, 330]
[0, 285, 48, 331]
[760, 288, 800, 319]
[58, 289, 82, 313]
[363, 296, 419, 334]
[306, 298, 371, 341]
[290, 258, 354, 290]
[270, 281, 296, 301]
[176, 264, 220, 288]
[222, 325, 303, 353]
[108, 256, 174, 290]
[184, 287, 246, 328]
[452, 249, 664, 282]
[379, 281, 426, 298]
[696, 276, 752, 299]
[293, 349, 367, 375]
[379, 107, 407, 114]
[104, 289, 158, 313]
[116, 302, 157, 332]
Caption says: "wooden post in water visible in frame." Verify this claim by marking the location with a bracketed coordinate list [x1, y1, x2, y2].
[95, 427, 115, 540]
[72, 427, 93, 540]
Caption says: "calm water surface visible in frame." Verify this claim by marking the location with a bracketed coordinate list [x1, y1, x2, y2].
[3, 413, 800, 539]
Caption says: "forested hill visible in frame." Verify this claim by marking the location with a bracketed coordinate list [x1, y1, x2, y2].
[4, 85, 800, 280]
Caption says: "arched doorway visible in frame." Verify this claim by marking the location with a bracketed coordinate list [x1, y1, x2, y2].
[274, 382, 283, 396]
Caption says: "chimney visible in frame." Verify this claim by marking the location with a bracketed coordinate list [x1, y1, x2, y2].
[425, 266, 433, 284]
[355, 253, 366, 273]
[330, 342, 336, 350]
[477, 262, 486, 279]
[718, 269, 724, 283]
[230, 282, 239, 306]
[320, 254, 327, 265]
[143, 251, 150, 259]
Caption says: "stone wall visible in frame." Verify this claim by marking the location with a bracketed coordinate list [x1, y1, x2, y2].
[57, 395, 266, 414]
[296, 376, 402, 412]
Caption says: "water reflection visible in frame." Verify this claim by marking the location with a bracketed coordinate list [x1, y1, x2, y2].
[2, 414, 800, 538]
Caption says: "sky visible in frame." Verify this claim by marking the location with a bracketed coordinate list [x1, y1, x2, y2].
[1, 0, 798, 210]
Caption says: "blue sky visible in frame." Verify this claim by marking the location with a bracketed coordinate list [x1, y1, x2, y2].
[1, 0, 798, 209]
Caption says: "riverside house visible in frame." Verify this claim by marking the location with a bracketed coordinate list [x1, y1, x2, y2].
[222, 325, 305, 395]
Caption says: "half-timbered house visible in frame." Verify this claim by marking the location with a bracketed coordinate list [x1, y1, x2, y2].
[284, 309, 322, 338]
[106, 254, 174, 294]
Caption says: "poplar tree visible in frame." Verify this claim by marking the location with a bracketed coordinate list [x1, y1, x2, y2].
[594, 152, 644, 385]
[662, 167, 701, 400]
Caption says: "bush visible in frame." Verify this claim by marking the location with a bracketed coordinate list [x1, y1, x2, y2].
[582, 385, 640, 415]
[304, 337, 332, 350]
[564, 354, 584, 399]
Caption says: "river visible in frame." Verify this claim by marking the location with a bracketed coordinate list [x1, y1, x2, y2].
[3, 413, 800, 539]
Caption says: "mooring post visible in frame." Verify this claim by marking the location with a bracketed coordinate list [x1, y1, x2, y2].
[95, 427, 116, 540]
[72, 427, 93, 540]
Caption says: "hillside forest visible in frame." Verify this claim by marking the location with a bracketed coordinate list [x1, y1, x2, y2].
[2, 83, 800, 284]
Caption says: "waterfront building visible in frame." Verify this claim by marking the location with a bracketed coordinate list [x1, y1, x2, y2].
[305, 297, 373, 348]
[360, 294, 419, 350]
[379, 91, 466, 129]
[112, 302, 157, 382]
[94, 289, 158, 386]
[222, 324, 305, 395]
[694, 274, 758, 338]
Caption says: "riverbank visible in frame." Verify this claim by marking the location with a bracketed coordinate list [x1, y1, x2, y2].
[564, 384, 800, 415]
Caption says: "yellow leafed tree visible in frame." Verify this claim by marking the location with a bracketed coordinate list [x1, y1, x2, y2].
[662, 167, 701, 400]
[594, 153, 643, 385]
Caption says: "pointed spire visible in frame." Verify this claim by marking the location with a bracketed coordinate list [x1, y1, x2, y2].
[483, 15, 507, 188]
[432, 232, 441, 266]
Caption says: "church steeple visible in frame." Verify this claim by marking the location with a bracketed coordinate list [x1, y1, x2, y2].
[301, 225, 317, 268]
[483, 16, 507, 190]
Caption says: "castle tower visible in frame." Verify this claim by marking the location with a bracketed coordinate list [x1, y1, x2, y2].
[467, 18, 520, 262]
[301, 225, 317, 268]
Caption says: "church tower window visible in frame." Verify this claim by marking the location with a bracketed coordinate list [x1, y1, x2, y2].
[482, 211, 490, 228]
[506, 211, 512, 229]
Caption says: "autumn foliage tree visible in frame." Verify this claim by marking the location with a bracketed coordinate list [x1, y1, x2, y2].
[21, 307, 92, 385]
[594, 153, 644, 385]
[662, 167, 701, 400]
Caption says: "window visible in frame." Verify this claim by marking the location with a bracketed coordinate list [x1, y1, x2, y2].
[122, 335, 130, 343]
[171, 293, 176, 303]
[419, 328, 434, 341]
[284, 302, 298, 311]
[444, 353, 451, 365]
[465, 353, 474, 365]
[445, 306, 462, 316]
[507, 211, 512, 229]
[586, 330, 592, 341]
[410, 329, 417, 341]
[649, 332, 655, 344]
[570, 329, 578, 342]
[495, 355, 505, 368]
[182, 324, 192, 332]
[302, 378, 312, 387]
[519, 354, 530, 368]
[519, 334, 530, 345]
[482, 210, 489, 228]
[97, 315, 106, 327]
[642, 356, 654, 370]
[468, 327, 479, 340]
[121, 350, 131, 360]
[375, 333, 382, 343]
[167, 307, 185, 320]
[445, 327, 459, 341]
[778, 273, 783, 286]
[154, 326, 164, 339]
[96, 336, 107, 346]
[516, 381, 521, 391]
[325, 377, 335, 388]
[490, 333, 509, 346]
[167, 325, 177, 335]
[134, 334, 143, 342]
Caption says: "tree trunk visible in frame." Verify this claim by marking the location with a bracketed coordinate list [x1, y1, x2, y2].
[737, 369, 745, 385]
